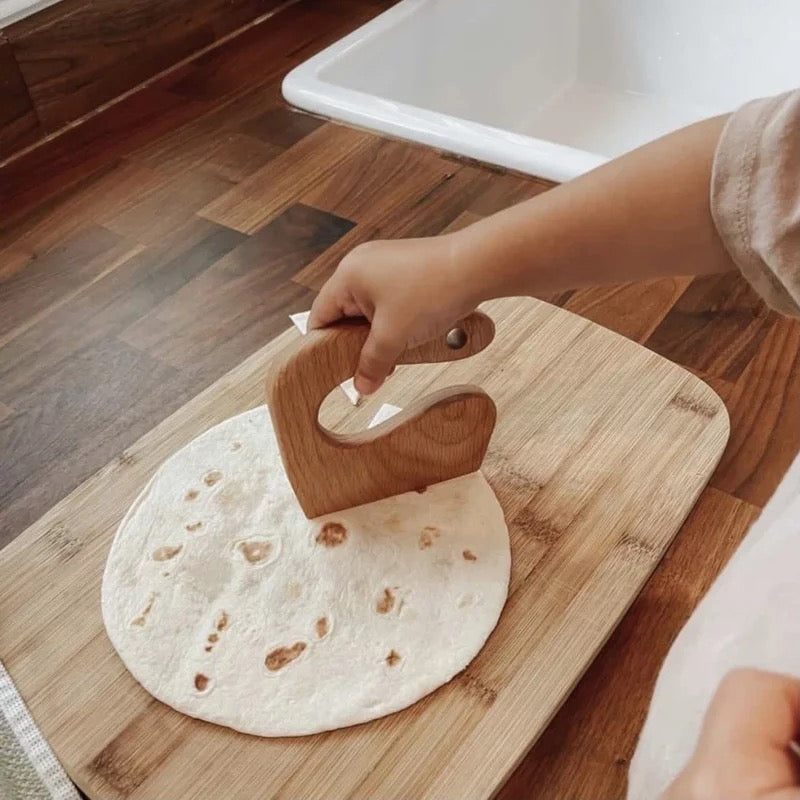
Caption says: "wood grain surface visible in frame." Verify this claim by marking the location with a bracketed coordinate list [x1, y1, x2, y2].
[0, 1, 798, 797]
[0, 0, 287, 148]
[268, 312, 496, 516]
[0, 32, 43, 159]
[0, 296, 728, 800]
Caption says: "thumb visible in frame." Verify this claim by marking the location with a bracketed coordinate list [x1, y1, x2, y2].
[355, 315, 404, 395]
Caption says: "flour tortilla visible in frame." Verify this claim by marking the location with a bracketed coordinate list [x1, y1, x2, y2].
[102, 407, 510, 737]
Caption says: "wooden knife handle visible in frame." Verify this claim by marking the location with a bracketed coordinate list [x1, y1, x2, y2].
[266, 311, 497, 518]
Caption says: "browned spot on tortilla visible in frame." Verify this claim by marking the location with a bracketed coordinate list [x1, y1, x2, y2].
[316, 522, 347, 547]
[204, 645, 212, 652]
[315, 617, 328, 638]
[185, 521, 202, 532]
[386, 650, 401, 667]
[194, 673, 209, 691]
[457, 594, 474, 608]
[231, 441, 242, 451]
[414, 485, 428, 494]
[376, 588, 395, 614]
[419, 525, 441, 549]
[462, 549, 477, 561]
[208, 632, 219, 643]
[131, 593, 157, 626]
[185, 489, 198, 501]
[203, 470, 223, 486]
[152, 545, 182, 562]
[215, 486, 240, 506]
[216, 611, 229, 631]
[238, 540, 272, 564]
[265, 642, 307, 671]
[385, 513, 402, 533]
[285, 581, 302, 600]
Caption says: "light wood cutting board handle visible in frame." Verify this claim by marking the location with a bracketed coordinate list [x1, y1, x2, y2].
[267, 312, 497, 518]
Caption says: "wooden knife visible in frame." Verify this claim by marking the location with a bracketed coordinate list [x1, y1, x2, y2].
[266, 311, 497, 518]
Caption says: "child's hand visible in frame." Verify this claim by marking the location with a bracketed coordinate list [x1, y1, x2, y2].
[309, 114, 736, 396]
[308, 235, 483, 395]
[661, 669, 800, 800]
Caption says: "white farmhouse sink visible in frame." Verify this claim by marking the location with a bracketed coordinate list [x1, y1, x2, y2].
[283, 0, 800, 181]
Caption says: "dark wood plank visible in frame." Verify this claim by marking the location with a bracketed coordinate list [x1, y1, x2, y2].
[166, 0, 390, 103]
[0, 245, 30, 282]
[497, 487, 760, 800]
[293, 165, 499, 291]
[300, 137, 460, 222]
[0, 87, 209, 226]
[126, 85, 286, 176]
[645, 272, 777, 383]
[6, 0, 286, 131]
[240, 105, 324, 150]
[199, 124, 374, 233]
[0, 32, 43, 159]
[203, 133, 281, 183]
[0, 224, 127, 341]
[0, 336, 194, 548]
[0, 159, 168, 260]
[120, 203, 354, 377]
[0, 219, 247, 401]
[0, 0, 390, 223]
[564, 277, 693, 344]
[2, 0, 86, 40]
[0, 237, 143, 353]
[712, 315, 800, 506]
[102, 167, 235, 245]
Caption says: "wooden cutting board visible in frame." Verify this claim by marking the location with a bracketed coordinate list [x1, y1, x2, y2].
[0, 297, 729, 800]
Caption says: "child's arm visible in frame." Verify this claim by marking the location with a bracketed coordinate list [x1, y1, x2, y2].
[310, 114, 734, 395]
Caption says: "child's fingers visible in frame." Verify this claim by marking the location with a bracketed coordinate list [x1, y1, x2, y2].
[308, 281, 350, 330]
[662, 670, 800, 800]
[307, 294, 339, 330]
[681, 668, 800, 797]
[355, 314, 404, 395]
[698, 668, 800, 758]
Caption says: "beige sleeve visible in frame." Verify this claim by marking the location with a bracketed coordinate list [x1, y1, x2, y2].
[711, 89, 800, 317]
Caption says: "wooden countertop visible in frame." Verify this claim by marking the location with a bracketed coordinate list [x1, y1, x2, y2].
[1, 0, 798, 796]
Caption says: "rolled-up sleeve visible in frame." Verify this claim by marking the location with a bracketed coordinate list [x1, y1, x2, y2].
[711, 90, 800, 317]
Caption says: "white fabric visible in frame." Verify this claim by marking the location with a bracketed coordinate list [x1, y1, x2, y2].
[628, 452, 800, 798]
[0, 660, 80, 800]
